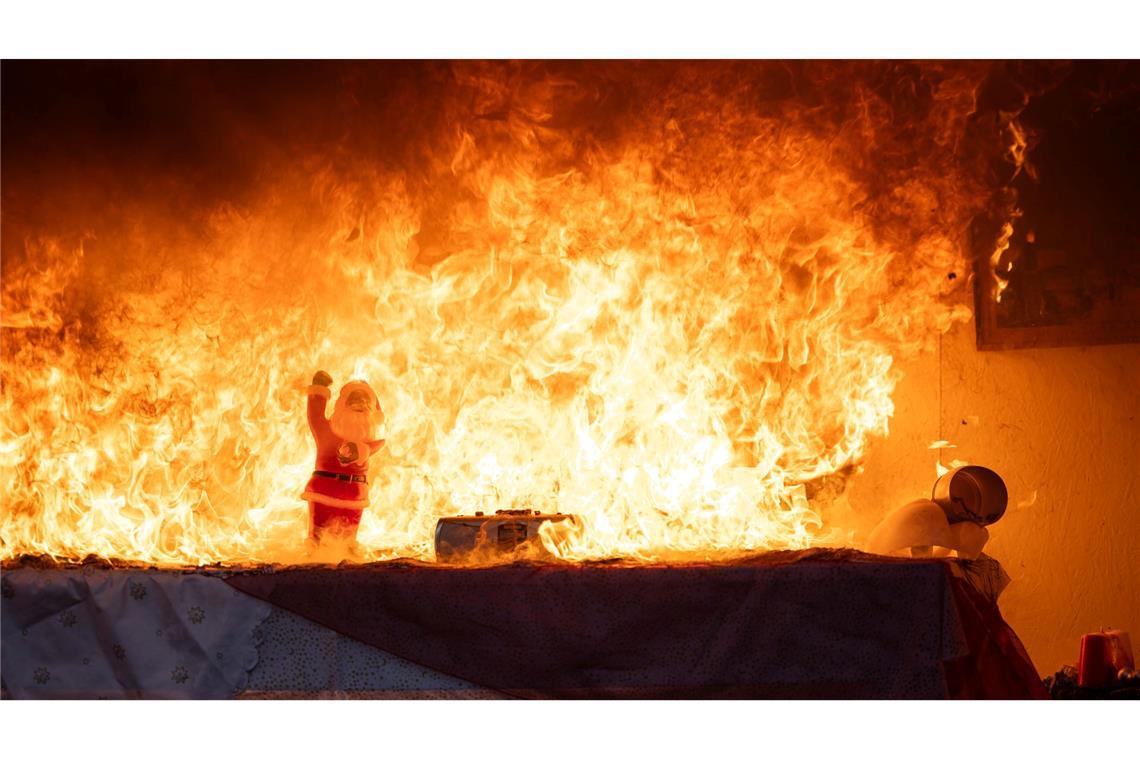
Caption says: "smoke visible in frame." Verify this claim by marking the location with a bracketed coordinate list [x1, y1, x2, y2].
[2, 60, 1018, 394]
[2, 61, 1004, 257]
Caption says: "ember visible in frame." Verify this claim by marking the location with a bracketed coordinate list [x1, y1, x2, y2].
[1, 62, 1017, 566]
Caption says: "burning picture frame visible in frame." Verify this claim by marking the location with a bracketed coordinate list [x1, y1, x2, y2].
[972, 62, 1140, 350]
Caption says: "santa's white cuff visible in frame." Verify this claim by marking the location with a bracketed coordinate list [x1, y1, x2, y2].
[306, 384, 332, 399]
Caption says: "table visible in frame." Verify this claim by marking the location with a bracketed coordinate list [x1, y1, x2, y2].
[0, 549, 1047, 699]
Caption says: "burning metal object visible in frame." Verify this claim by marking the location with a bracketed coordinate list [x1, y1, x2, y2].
[932, 465, 1008, 526]
[434, 510, 579, 563]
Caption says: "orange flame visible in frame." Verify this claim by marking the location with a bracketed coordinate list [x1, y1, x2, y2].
[1, 62, 995, 565]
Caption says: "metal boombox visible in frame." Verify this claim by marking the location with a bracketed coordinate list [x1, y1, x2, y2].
[434, 509, 578, 562]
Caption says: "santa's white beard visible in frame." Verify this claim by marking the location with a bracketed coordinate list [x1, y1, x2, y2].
[330, 408, 375, 441]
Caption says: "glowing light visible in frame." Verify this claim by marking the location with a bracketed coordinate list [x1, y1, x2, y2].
[0, 64, 987, 565]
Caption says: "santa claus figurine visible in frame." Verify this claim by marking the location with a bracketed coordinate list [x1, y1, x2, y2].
[301, 370, 385, 547]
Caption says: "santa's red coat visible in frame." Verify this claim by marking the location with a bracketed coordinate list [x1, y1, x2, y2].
[301, 385, 384, 510]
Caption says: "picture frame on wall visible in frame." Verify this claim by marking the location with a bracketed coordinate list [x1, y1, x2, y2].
[973, 61, 1140, 351]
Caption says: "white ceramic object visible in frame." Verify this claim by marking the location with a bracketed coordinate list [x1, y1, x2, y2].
[949, 521, 990, 559]
[866, 499, 955, 557]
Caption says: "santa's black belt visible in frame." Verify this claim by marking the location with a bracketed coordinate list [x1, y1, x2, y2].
[313, 470, 368, 484]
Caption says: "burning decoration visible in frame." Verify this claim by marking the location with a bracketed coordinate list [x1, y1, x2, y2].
[302, 371, 385, 549]
[1, 61, 1024, 566]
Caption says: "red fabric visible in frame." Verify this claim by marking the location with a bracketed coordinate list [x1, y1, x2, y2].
[226, 550, 1046, 699]
[942, 575, 1049, 699]
[302, 391, 382, 507]
[309, 503, 364, 542]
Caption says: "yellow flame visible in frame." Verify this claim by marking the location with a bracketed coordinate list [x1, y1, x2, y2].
[1, 63, 986, 566]
[990, 221, 1015, 304]
[990, 105, 1030, 305]
[1005, 118, 1029, 174]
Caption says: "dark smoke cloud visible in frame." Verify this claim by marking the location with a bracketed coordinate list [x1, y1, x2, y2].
[3, 60, 1136, 311]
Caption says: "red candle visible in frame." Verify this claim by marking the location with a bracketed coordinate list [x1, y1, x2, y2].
[1078, 629, 1134, 689]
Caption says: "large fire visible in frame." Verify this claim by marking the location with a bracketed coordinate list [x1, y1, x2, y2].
[1, 62, 1016, 565]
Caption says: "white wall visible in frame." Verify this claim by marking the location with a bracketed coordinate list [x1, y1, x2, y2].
[848, 307, 1140, 676]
